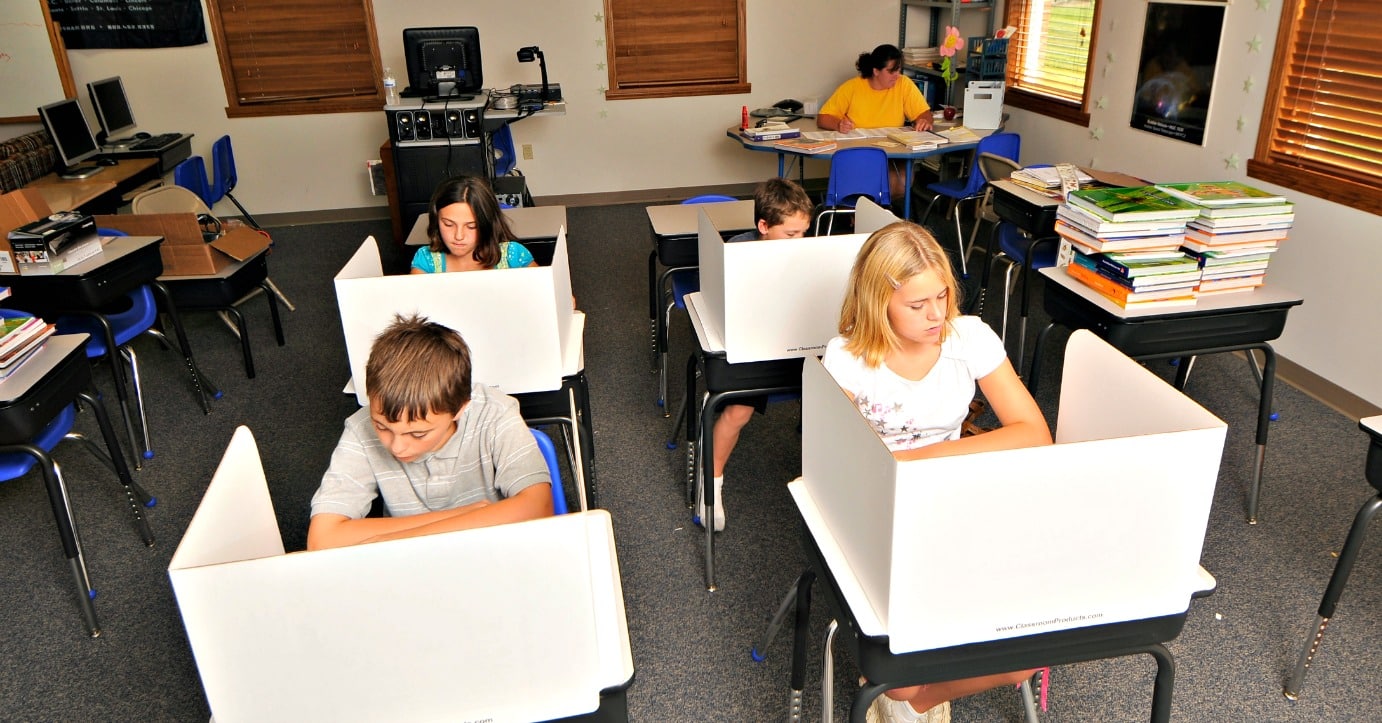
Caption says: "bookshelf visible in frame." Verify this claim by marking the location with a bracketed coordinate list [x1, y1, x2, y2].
[897, 0, 996, 107]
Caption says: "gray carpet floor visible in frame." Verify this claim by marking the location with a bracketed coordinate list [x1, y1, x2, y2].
[0, 205, 1377, 721]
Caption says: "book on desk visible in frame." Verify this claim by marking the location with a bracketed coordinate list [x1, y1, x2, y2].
[740, 122, 800, 141]
[885, 128, 947, 150]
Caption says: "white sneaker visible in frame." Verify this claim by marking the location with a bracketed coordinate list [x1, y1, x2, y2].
[865, 695, 950, 723]
[695, 475, 726, 531]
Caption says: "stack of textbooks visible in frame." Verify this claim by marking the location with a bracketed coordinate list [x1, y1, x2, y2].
[1153, 181, 1293, 295]
[0, 314, 56, 380]
[740, 122, 800, 142]
[1009, 166, 1096, 194]
[1055, 186, 1205, 309]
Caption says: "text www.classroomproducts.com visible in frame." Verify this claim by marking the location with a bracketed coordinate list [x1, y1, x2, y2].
[995, 612, 1103, 633]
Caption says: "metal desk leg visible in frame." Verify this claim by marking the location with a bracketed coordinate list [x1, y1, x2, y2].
[76, 311, 142, 469]
[903, 160, 914, 220]
[1247, 343, 1277, 524]
[648, 249, 660, 370]
[151, 281, 218, 413]
[1146, 643, 1176, 723]
[1027, 322, 1058, 391]
[77, 389, 154, 545]
[262, 280, 285, 346]
[1284, 494, 1382, 699]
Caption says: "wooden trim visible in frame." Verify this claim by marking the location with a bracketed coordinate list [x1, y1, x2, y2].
[605, 82, 751, 101]
[1004, 88, 1090, 127]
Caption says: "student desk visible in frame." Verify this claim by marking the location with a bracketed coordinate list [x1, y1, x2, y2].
[725, 123, 986, 219]
[1029, 266, 1303, 523]
[786, 480, 1201, 723]
[1284, 415, 1382, 700]
[25, 156, 161, 215]
[402, 204, 569, 267]
[0, 333, 154, 636]
[684, 291, 802, 590]
[978, 179, 1061, 354]
[0, 236, 218, 463]
[645, 199, 755, 410]
[159, 248, 284, 379]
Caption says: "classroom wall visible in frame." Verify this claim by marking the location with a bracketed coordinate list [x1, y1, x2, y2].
[6, 2, 1379, 407]
[999, 2, 1382, 409]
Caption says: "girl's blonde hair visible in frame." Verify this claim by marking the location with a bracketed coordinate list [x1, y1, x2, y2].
[837, 221, 961, 368]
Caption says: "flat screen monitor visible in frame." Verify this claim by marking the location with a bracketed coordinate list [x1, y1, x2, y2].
[37, 98, 103, 177]
[403, 27, 483, 99]
[87, 76, 138, 144]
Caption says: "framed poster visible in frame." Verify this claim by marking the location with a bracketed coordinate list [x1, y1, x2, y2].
[1130, 0, 1227, 145]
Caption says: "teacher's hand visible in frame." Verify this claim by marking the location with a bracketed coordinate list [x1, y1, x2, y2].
[913, 115, 934, 132]
[839, 115, 856, 134]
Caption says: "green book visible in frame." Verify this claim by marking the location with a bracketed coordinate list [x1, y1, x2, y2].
[1065, 186, 1201, 223]
[1154, 181, 1287, 207]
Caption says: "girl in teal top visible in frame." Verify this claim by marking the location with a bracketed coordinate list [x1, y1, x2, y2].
[410, 175, 536, 273]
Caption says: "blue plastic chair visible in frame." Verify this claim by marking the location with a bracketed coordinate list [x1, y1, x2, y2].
[658, 195, 738, 414]
[816, 147, 891, 236]
[0, 309, 156, 636]
[492, 125, 518, 177]
[212, 135, 261, 230]
[173, 156, 215, 208]
[530, 428, 567, 515]
[919, 132, 1021, 277]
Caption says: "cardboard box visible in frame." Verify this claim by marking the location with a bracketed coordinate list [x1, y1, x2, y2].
[8, 211, 97, 255]
[334, 231, 577, 404]
[0, 189, 56, 274]
[169, 427, 633, 723]
[15, 233, 104, 275]
[93, 213, 270, 276]
[798, 331, 1226, 653]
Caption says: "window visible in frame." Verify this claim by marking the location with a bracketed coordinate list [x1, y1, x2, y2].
[603, 0, 749, 100]
[205, 0, 385, 118]
[1249, 0, 1382, 216]
[1003, 0, 1101, 125]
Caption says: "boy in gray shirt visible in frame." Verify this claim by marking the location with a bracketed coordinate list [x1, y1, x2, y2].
[308, 314, 551, 550]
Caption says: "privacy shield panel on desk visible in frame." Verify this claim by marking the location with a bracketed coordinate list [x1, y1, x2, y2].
[798, 331, 1225, 653]
[168, 427, 633, 723]
[334, 231, 576, 403]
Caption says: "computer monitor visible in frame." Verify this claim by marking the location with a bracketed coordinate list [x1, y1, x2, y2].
[402, 27, 483, 100]
[37, 98, 104, 179]
[87, 76, 138, 145]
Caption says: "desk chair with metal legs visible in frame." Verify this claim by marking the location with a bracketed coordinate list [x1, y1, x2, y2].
[1284, 415, 1382, 700]
[0, 329, 156, 637]
[918, 132, 1021, 278]
[816, 147, 890, 236]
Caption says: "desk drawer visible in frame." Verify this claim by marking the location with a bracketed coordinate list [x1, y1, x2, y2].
[993, 186, 1058, 238]
[0, 345, 89, 444]
[163, 255, 269, 308]
[703, 354, 802, 392]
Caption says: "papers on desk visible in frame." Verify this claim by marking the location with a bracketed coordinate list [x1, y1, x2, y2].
[938, 125, 982, 143]
[802, 127, 895, 141]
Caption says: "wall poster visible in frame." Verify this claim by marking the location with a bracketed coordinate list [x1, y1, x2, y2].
[47, 0, 206, 49]
[1131, 0, 1227, 145]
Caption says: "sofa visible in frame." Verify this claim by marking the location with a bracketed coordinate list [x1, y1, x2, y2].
[0, 130, 58, 193]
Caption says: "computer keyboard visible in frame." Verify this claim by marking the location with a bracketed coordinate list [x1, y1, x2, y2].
[128, 133, 182, 151]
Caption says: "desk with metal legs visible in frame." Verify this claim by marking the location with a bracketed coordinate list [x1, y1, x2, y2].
[1, 236, 219, 465]
[1283, 415, 1382, 699]
[160, 249, 284, 379]
[644, 200, 755, 414]
[1029, 267, 1303, 523]
[0, 334, 155, 636]
[977, 179, 1061, 358]
[682, 293, 801, 590]
[782, 480, 1205, 723]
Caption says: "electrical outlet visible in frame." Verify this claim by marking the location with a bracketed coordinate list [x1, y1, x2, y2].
[522, 143, 534, 160]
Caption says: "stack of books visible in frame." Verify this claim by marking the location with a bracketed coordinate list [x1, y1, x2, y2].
[885, 129, 947, 150]
[0, 314, 56, 380]
[1154, 182, 1293, 296]
[1056, 186, 1205, 309]
[740, 122, 800, 142]
[902, 46, 941, 67]
[1009, 166, 1096, 194]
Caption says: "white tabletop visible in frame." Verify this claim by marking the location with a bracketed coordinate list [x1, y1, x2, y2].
[0, 334, 86, 401]
[685, 292, 724, 353]
[646, 199, 755, 237]
[1039, 266, 1303, 320]
[405, 205, 569, 246]
[990, 178, 1062, 207]
[1362, 415, 1380, 436]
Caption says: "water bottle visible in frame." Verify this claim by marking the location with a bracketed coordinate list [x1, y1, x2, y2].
[383, 67, 399, 106]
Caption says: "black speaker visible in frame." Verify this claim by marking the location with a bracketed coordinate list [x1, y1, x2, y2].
[395, 112, 414, 142]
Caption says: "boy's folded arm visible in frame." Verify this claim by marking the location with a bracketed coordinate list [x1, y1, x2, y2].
[308, 485, 555, 550]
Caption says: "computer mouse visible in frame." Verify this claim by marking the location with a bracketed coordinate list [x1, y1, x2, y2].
[97, 158, 119, 166]
[134, 131, 152, 139]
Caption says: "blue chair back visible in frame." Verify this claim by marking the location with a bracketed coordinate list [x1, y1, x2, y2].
[173, 157, 215, 208]
[0, 405, 76, 480]
[681, 195, 736, 205]
[211, 135, 238, 202]
[997, 223, 1057, 268]
[55, 285, 159, 356]
[825, 147, 890, 208]
[492, 125, 517, 177]
[959, 132, 1021, 197]
[530, 428, 567, 515]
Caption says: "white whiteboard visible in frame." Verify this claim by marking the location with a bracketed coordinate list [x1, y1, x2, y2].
[0, 0, 74, 122]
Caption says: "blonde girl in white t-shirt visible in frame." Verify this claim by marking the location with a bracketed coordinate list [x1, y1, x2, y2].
[822, 221, 1051, 723]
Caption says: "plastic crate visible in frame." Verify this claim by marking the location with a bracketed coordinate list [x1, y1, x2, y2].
[965, 36, 1008, 81]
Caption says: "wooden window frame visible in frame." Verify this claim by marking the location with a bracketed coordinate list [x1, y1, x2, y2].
[1248, 0, 1382, 216]
[603, 0, 750, 101]
[1003, 0, 1101, 127]
[205, 0, 386, 119]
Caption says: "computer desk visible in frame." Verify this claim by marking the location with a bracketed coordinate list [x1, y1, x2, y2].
[25, 156, 160, 215]
[0, 235, 218, 466]
[1029, 266, 1303, 523]
[725, 122, 988, 219]
[644, 199, 755, 409]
